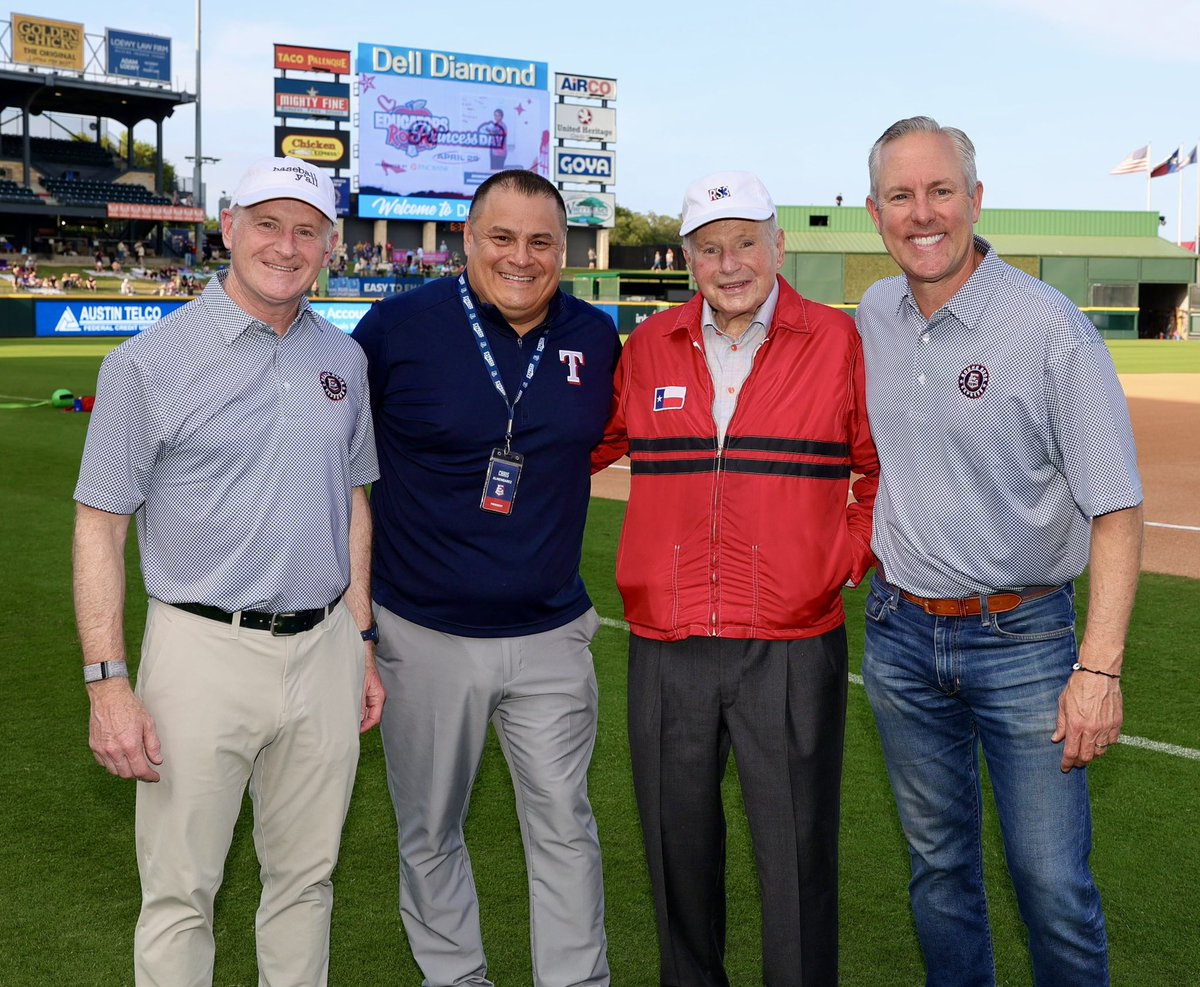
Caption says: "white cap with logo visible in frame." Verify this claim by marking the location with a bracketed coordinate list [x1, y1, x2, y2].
[679, 170, 776, 236]
[231, 157, 337, 222]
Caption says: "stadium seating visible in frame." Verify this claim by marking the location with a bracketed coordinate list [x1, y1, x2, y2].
[41, 177, 171, 207]
[0, 135, 114, 167]
[0, 179, 42, 204]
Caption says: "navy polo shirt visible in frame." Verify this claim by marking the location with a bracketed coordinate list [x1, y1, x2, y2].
[353, 274, 620, 637]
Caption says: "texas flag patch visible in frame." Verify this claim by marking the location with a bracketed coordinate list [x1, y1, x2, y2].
[653, 386, 686, 411]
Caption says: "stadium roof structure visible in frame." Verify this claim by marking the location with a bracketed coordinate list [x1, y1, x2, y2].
[0, 68, 193, 127]
[778, 205, 1197, 260]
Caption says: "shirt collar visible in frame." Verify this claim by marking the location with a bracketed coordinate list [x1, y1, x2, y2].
[700, 280, 780, 340]
[462, 271, 562, 338]
[201, 268, 319, 344]
[899, 235, 999, 329]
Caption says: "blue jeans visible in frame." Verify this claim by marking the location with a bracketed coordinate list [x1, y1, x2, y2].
[862, 575, 1108, 987]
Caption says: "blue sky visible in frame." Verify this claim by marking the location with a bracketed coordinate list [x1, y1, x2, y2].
[25, 0, 1200, 241]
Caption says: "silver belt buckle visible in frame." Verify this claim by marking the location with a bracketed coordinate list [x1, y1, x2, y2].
[270, 612, 299, 636]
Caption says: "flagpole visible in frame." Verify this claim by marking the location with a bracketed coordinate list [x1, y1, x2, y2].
[1146, 143, 1153, 211]
[1178, 167, 1184, 245]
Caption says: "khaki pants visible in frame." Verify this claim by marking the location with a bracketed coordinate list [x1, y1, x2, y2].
[133, 598, 364, 987]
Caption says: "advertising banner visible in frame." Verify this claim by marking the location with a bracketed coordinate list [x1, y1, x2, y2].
[107, 203, 206, 222]
[331, 176, 350, 216]
[276, 126, 350, 169]
[106, 28, 171, 82]
[554, 104, 616, 144]
[309, 300, 373, 333]
[325, 276, 425, 298]
[12, 14, 84, 72]
[554, 147, 615, 185]
[275, 78, 351, 120]
[356, 43, 550, 222]
[554, 73, 617, 102]
[562, 190, 615, 228]
[36, 300, 188, 337]
[274, 44, 351, 75]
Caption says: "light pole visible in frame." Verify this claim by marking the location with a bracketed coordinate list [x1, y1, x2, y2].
[193, 0, 203, 253]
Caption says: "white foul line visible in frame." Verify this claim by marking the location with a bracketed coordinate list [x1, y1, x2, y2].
[596, 617, 1200, 761]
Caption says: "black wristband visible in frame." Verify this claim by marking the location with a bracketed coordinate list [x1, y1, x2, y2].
[1072, 662, 1120, 680]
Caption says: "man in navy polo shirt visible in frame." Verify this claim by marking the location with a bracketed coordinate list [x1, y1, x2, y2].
[75, 157, 383, 986]
[353, 170, 619, 987]
[857, 116, 1144, 986]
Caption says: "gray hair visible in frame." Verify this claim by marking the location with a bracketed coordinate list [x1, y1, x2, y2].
[682, 214, 780, 255]
[867, 116, 978, 203]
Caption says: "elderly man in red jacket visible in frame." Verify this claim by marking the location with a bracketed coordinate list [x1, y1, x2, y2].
[594, 170, 878, 987]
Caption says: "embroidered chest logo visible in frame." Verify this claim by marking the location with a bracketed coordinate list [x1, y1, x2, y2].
[559, 349, 585, 385]
[958, 364, 989, 399]
[321, 371, 348, 401]
[653, 386, 686, 411]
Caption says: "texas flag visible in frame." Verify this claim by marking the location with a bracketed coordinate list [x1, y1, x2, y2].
[653, 386, 686, 411]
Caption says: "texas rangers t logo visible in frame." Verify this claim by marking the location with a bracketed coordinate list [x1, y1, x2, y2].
[559, 349, 584, 385]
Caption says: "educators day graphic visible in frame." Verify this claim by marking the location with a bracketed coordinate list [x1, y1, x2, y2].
[356, 44, 550, 222]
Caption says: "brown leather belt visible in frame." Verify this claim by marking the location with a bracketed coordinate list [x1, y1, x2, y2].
[898, 585, 1060, 617]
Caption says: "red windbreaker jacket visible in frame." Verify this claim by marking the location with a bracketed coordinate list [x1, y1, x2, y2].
[593, 277, 879, 641]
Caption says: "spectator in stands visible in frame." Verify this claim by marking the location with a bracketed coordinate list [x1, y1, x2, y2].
[135, 242, 146, 264]
[117, 242, 128, 265]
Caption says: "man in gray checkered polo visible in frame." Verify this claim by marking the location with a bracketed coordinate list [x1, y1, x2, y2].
[73, 157, 382, 987]
[856, 116, 1143, 987]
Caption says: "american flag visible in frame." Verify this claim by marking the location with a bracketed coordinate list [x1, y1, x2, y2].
[1110, 145, 1149, 175]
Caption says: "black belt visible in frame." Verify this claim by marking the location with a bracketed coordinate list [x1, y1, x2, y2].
[169, 592, 343, 636]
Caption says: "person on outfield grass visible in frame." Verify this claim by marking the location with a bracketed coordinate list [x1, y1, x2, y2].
[593, 169, 880, 987]
[856, 115, 1144, 986]
[351, 169, 619, 987]
[73, 156, 383, 987]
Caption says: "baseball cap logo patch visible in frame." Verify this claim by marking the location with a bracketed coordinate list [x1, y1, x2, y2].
[708, 185, 731, 202]
[958, 364, 989, 399]
[321, 371, 348, 401]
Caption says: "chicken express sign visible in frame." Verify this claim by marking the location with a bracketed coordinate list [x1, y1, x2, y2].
[275, 127, 349, 168]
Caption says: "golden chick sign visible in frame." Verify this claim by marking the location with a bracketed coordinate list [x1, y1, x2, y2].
[12, 14, 84, 72]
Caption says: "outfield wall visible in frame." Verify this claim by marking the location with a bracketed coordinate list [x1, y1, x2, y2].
[0, 294, 1149, 339]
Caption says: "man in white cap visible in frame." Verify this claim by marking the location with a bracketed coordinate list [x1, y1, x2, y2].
[593, 171, 879, 986]
[74, 156, 383, 986]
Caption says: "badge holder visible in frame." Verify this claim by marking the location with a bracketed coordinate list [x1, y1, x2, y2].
[481, 448, 524, 515]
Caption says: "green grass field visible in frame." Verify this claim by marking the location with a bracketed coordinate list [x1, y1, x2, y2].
[1, 339, 1197, 985]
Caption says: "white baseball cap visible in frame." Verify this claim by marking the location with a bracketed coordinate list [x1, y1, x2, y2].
[231, 157, 337, 222]
[679, 170, 776, 236]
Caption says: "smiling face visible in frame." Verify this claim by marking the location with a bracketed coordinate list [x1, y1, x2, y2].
[866, 131, 983, 318]
[683, 218, 785, 338]
[463, 187, 565, 335]
[220, 199, 335, 333]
